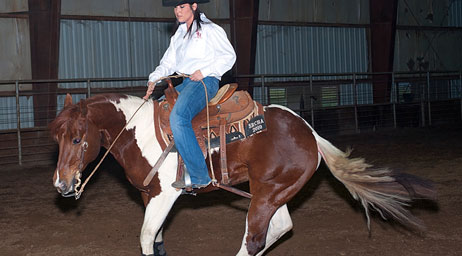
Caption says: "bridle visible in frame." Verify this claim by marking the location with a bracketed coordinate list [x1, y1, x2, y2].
[61, 104, 89, 198]
[64, 95, 147, 200]
[61, 138, 87, 198]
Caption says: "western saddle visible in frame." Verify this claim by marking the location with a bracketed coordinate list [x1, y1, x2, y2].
[143, 79, 265, 194]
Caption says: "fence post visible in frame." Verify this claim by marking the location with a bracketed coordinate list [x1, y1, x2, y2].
[87, 79, 91, 98]
[261, 75, 266, 105]
[427, 72, 432, 126]
[420, 74, 426, 127]
[353, 73, 359, 133]
[310, 74, 314, 128]
[392, 72, 397, 128]
[15, 81, 22, 165]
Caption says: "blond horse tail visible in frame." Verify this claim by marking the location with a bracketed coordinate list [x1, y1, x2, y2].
[312, 132, 436, 231]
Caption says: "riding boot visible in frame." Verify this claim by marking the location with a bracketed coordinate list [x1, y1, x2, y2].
[171, 164, 210, 189]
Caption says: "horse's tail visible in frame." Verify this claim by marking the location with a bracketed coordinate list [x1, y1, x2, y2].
[312, 131, 436, 231]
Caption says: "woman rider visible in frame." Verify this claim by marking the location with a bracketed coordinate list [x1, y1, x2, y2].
[144, 0, 236, 189]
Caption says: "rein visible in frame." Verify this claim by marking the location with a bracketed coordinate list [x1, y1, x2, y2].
[73, 95, 147, 199]
[72, 74, 219, 200]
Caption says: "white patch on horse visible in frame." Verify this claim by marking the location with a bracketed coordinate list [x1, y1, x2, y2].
[237, 214, 250, 256]
[257, 204, 292, 256]
[54, 171, 60, 187]
[111, 96, 178, 191]
[111, 96, 182, 254]
[236, 204, 293, 256]
[210, 146, 220, 154]
[265, 105, 322, 169]
[140, 189, 181, 254]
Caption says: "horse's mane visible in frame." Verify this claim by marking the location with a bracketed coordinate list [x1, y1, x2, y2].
[48, 93, 129, 140]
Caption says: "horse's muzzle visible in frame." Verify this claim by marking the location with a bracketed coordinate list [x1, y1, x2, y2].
[61, 190, 76, 198]
[56, 179, 76, 197]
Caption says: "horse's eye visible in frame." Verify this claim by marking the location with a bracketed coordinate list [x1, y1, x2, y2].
[73, 138, 81, 144]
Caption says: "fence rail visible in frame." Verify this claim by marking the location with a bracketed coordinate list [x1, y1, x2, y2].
[0, 71, 461, 165]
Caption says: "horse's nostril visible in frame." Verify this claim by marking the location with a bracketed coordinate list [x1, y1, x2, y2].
[58, 182, 67, 192]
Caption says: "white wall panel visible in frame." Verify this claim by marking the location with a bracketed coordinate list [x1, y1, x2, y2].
[394, 29, 462, 71]
[255, 25, 369, 80]
[0, 0, 28, 12]
[0, 18, 31, 82]
[397, 0, 462, 27]
[449, 0, 462, 27]
[0, 96, 34, 130]
[259, 0, 369, 24]
[59, 19, 171, 88]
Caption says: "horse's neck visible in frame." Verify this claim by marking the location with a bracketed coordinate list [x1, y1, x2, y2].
[93, 96, 163, 168]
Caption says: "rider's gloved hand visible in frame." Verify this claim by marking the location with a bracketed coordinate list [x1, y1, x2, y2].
[143, 81, 156, 100]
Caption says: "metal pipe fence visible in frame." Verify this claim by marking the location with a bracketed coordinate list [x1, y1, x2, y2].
[237, 71, 462, 134]
[0, 71, 461, 166]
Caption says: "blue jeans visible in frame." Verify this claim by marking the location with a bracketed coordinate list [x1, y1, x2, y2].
[170, 77, 219, 185]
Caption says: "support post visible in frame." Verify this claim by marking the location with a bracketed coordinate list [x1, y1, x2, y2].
[15, 81, 22, 165]
[353, 73, 359, 133]
[427, 72, 432, 126]
[370, 0, 398, 103]
[310, 75, 314, 128]
[392, 72, 397, 128]
[460, 71, 462, 122]
[87, 79, 91, 98]
[229, 0, 259, 92]
[28, 0, 61, 127]
[261, 75, 266, 105]
[420, 80, 426, 127]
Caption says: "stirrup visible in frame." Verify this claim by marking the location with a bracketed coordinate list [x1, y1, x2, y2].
[172, 164, 192, 190]
[171, 180, 186, 189]
[171, 180, 212, 190]
[171, 165, 212, 191]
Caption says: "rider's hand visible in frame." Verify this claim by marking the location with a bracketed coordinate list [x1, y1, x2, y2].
[143, 81, 155, 100]
[190, 70, 204, 81]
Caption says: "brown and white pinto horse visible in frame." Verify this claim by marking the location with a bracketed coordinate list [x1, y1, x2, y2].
[50, 93, 435, 256]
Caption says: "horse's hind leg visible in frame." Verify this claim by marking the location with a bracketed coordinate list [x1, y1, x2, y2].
[258, 204, 293, 255]
[237, 204, 293, 256]
[236, 148, 318, 254]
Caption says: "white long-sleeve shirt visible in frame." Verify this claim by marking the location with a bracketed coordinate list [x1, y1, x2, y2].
[148, 13, 236, 83]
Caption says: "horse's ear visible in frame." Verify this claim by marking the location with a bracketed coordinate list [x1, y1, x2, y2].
[64, 93, 73, 107]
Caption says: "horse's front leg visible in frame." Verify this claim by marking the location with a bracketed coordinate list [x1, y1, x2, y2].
[154, 227, 166, 256]
[140, 189, 181, 256]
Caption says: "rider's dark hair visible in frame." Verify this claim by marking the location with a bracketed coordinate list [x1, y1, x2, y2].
[172, 4, 203, 37]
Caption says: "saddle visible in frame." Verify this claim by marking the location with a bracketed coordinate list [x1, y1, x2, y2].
[152, 79, 266, 186]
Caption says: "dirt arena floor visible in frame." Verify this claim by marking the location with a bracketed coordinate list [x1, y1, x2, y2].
[1, 125, 462, 256]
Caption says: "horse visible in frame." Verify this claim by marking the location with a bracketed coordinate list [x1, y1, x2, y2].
[49, 92, 436, 256]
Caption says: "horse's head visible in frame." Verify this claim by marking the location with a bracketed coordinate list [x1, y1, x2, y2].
[49, 94, 102, 197]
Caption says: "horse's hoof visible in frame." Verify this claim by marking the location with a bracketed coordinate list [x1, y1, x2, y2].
[154, 241, 167, 256]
